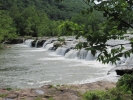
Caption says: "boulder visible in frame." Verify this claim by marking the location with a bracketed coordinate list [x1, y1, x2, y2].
[53, 41, 62, 49]
[115, 69, 133, 75]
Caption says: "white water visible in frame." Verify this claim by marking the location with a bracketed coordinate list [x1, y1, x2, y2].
[55, 47, 69, 56]
[35, 40, 39, 48]
[3, 38, 131, 89]
[24, 39, 34, 47]
[43, 43, 54, 50]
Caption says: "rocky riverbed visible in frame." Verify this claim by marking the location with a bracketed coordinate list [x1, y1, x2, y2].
[0, 81, 116, 100]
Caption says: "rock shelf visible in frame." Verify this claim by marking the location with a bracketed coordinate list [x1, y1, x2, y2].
[0, 81, 116, 100]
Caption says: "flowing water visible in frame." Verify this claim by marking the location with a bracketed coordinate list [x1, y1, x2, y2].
[0, 43, 118, 89]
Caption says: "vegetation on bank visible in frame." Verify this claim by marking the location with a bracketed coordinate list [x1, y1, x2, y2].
[0, 0, 133, 99]
[58, 0, 133, 65]
[0, 0, 87, 43]
[0, 74, 132, 100]
[83, 73, 133, 100]
[0, 0, 133, 64]
[0, 0, 103, 44]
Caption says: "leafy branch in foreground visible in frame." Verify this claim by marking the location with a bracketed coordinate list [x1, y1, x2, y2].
[57, 0, 133, 64]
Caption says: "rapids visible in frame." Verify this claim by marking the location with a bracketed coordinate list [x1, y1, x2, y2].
[1, 37, 130, 89]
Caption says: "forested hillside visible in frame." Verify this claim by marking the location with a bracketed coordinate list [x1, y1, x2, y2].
[0, 0, 89, 44]
[0, 0, 105, 48]
[0, 0, 87, 20]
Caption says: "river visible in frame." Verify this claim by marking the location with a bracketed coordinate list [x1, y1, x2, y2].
[0, 43, 118, 89]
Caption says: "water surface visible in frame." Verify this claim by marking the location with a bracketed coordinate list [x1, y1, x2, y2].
[0, 44, 117, 89]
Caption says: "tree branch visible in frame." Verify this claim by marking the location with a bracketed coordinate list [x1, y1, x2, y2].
[126, 0, 133, 6]
[83, 0, 133, 29]
[104, 10, 133, 29]
[82, 0, 92, 7]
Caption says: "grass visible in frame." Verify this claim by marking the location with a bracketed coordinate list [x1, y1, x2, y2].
[6, 87, 12, 91]
[83, 88, 132, 100]
[48, 85, 55, 88]
[56, 84, 60, 87]
[0, 94, 8, 98]
[48, 97, 54, 100]
[34, 97, 42, 100]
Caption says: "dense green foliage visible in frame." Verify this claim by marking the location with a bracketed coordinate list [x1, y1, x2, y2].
[0, 0, 87, 20]
[117, 73, 133, 94]
[58, 20, 85, 36]
[83, 74, 133, 100]
[58, 0, 133, 64]
[0, 0, 87, 44]
[83, 88, 132, 100]
[1, 0, 133, 65]
[0, 10, 17, 43]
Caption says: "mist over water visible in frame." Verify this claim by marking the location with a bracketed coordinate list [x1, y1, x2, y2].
[0, 43, 118, 89]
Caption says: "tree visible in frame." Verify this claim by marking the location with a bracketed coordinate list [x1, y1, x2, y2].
[117, 73, 133, 99]
[0, 10, 17, 43]
[58, 20, 84, 36]
[18, 6, 51, 37]
[57, 0, 133, 64]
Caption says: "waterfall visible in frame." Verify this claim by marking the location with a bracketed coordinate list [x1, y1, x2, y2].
[78, 49, 88, 59]
[64, 49, 98, 60]
[42, 38, 56, 48]
[55, 47, 69, 56]
[124, 54, 133, 66]
[24, 39, 34, 47]
[65, 49, 79, 59]
[85, 51, 96, 61]
[44, 43, 54, 50]
[42, 40, 51, 48]
[35, 40, 39, 48]
[23, 36, 133, 70]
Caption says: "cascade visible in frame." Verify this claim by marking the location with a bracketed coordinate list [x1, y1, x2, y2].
[24, 39, 34, 47]
[35, 40, 39, 48]
[123, 54, 133, 66]
[55, 47, 69, 56]
[23, 36, 133, 70]
[85, 51, 96, 61]
[43, 43, 54, 50]
[42, 38, 57, 48]
[42, 40, 51, 48]
[78, 49, 88, 59]
[65, 49, 79, 59]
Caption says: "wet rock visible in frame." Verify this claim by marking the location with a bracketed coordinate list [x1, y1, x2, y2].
[44, 95, 52, 98]
[20, 92, 37, 98]
[6, 94, 18, 99]
[5, 98, 14, 100]
[53, 41, 61, 48]
[4, 38, 24, 44]
[0, 81, 115, 100]
[37, 40, 46, 47]
[0, 89, 9, 94]
[19, 97, 34, 100]
[42, 98, 47, 100]
[35, 90, 44, 95]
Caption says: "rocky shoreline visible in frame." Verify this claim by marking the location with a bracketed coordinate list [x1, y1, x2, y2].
[0, 81, 116, 100]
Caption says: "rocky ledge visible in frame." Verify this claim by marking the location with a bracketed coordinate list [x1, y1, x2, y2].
[0, 81, 116, 100]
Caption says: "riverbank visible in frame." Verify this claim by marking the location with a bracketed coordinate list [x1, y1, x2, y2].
[0, 81, 116, 100]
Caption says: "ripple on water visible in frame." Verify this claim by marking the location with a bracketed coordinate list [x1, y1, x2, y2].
[0, 44, 118, 88]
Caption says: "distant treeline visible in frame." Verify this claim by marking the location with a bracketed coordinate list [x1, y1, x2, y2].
[0, 0, 104, 43]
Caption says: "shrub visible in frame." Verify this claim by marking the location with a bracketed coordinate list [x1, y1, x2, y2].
[83, 88, 131, 100]
[83, 90, 110, 100]
[117, 73, 133, 94]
